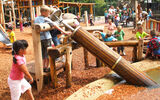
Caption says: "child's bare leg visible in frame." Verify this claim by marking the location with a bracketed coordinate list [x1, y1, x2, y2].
[26, 88, 34, 100]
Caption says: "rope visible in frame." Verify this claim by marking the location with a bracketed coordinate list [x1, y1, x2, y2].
[112, 56, 122, 70]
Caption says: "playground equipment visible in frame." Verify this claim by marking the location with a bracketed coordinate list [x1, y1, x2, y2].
[52, 11, 159, 87]
[32, 9, 159, 92]
[146, 19, 160, 33]
[0, 24, 12, 46]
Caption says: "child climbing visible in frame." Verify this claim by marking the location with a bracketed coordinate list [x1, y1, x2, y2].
[8, 40, 34, 100]
[145, 30, 160, 59]
[114, 26, 126, 56]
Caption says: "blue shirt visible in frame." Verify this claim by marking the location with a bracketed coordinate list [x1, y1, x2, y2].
[34, 16, 52, 40]
[100, 32, 116, 42]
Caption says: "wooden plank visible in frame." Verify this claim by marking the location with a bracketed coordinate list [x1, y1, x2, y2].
[32, 25, 43, 92]
[65, 46, 72, 88]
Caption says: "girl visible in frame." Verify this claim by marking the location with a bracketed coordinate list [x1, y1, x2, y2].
[8, 40, 34, 100]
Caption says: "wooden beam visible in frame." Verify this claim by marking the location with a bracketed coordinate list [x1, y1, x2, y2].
[29, 0, 33, 25]
[137, 39, 144, 61]
[65, 46, 72, 88]
[11, 0, 16, 29]
[84, 11, 88, 27]
[104, 40, 149, 47]
[32, 25, 43, 92]
[0, 0, 5, 28]
[49, 55, 58, 88]
[83, 48, 89, 68]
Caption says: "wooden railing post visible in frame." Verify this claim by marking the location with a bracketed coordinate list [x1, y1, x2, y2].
[32, 25, 43, 92]
[137, 39, 144, 61]
[84, 48, 89, 68]
[132, 46, 137, 62]
[49, 56, 58, 88]
[65, 46, 72, 88]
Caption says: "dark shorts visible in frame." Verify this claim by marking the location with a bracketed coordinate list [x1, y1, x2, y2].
[41, 39, 52, 59]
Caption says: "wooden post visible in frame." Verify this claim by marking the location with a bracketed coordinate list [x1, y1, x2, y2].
[17, 0, 23, 32]
[29, 0, 33, 25]
[132, 46, 137, 62]
[78, 5, 81, 17]
[36, 6, 41, 17]
[11, 0, 16, 29]
[49, 56, 58, 88]
[83, 48, 89, 68]
[96, 58, 101, 67]
[65, 46, 72, 88]
[9, 11, 12, 23]
[137, 39, 144, 61]
[32, 7, 36, 19]
[135, 0, 138, 27]
[42, 0, 45, 5]
[0, 0, 5, 28]
[32, 25, 43, 92]
[67, 4, 69, 13]
[84, 11, 88, 27]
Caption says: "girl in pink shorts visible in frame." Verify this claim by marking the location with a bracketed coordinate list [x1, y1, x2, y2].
[8, 40, 34, 100]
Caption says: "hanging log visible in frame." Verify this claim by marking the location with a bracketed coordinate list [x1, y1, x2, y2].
[71, 26, 159, 87]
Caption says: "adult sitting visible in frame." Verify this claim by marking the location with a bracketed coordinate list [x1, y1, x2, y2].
[145, 30, 160, 59]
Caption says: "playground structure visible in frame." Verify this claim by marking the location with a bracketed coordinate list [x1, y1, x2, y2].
[0, 24, 12, 47]
[0, 0, 95, 31]
[146, 19, 160, 33]
[31, 7, 160, 92]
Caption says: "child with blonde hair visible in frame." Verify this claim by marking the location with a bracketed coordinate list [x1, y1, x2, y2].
[114, 26, 126, 55]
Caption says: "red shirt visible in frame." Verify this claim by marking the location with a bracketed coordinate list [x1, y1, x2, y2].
[9, 55, 26, 80]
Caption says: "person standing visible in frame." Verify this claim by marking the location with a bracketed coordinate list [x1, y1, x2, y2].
[34, 5, 52, 72]
[89, 14, 94, 26]
[114, 26, 126, 56]
[104, 9, 109, 23]
[8, 40, 34, 100]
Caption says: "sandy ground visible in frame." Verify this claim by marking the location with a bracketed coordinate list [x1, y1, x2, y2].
[0, 22, 159, 100]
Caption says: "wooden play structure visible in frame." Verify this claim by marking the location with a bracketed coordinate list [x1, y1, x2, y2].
[59, 2, 95, 17]
[146, 19, 160, 33]
[32, 22, 159, 92]
[0, 0, 95, 31]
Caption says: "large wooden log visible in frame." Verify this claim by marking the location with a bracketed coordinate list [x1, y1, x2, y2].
[104, 40, 149, 47]
[71, 27, 159, 87]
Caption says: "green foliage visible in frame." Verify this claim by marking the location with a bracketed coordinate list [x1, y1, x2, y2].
[59, 0, 119, 16]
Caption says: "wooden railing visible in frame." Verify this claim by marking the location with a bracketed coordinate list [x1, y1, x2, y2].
[146, 19, 160, 32]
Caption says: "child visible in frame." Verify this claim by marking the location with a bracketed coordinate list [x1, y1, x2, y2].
[7, 27, 16, 43]
[136, 26, 149, 40]
[145, 30, 160, 59]
[114, 26, 126, 56]
[98, 31, 117, 42]
[8, 40, 34, 100]
[105, 19, 116, 34]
